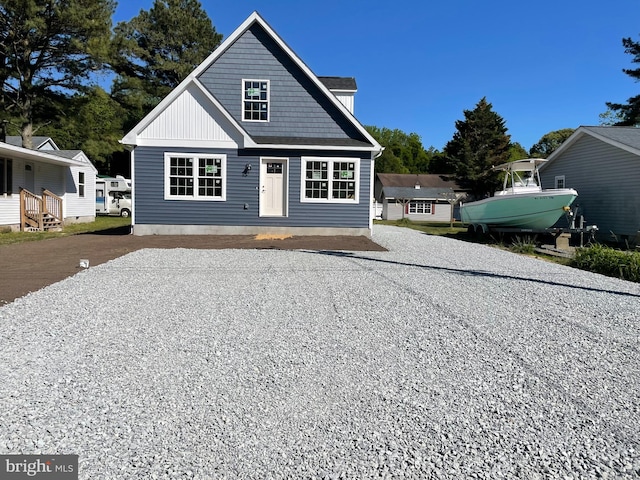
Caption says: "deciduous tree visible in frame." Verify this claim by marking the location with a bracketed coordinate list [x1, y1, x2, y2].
[529, 128, 574, 158]
[365, 126, 432, 174]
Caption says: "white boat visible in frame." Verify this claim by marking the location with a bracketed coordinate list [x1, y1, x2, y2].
[460, 158, 578, 231]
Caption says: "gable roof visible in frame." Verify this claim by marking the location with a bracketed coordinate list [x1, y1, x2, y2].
[0, 142, 91, 169]
[382, 186, 455, 200]
[542, 126, 640, 170]
[376, 173, 462, 190]
[5, 136, 59, 151]
[318, 76, 357, 92]
[122, 11, 381, 153]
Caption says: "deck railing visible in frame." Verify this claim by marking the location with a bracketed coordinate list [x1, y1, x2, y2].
[19, 188, 63, 231]
[20, 188, 43, 231]
[42, 189, 63, 224]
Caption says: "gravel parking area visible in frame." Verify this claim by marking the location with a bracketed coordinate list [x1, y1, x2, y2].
[1, 225, 639, 479]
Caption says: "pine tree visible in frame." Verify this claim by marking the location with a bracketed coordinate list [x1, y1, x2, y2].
[444, 97, 511, 199]
[0, 0, 116, 148]
[110, 0, 223, 130]
[606, 36, 640, 126]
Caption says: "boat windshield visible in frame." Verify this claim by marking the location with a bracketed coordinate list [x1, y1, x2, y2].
[505, 170, 538, 189]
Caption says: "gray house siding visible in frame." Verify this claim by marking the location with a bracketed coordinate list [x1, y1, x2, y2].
[540, 135, 640, 238]
[134, 146, 371, 229]
[198, 24, 365, 142]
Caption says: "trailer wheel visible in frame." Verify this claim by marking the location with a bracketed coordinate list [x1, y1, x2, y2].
[120, 208, 131, 218]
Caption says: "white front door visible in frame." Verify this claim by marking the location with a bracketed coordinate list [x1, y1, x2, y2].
[260, 158, 287, 216]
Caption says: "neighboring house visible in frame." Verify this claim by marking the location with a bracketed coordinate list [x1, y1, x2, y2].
[121, 11, 383, 237]
[539, 126, 640, 241]
[0, 136, 97, 231]
[374, 173, 464, 222]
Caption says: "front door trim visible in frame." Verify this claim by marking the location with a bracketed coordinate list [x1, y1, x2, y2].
[259, 157, 288, 217]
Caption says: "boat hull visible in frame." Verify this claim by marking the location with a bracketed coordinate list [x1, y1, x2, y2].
[460, 189, 578, 230]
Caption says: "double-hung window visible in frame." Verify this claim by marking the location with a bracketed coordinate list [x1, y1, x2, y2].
[409, 201, 432, 214]
[301, 157, 359, 203]
[554, 175, 565, 189]
[243, 80, 269, 121]
[78, 172, 85, 197]
[164, 153, 226, 201]
[0, 158, 12, 195]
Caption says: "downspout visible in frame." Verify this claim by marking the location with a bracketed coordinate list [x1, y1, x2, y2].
[370, 146, 385, 232]
[120, 142, 135, 234]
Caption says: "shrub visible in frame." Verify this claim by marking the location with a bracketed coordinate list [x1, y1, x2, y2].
[509, 235, 537, 255]
[571, 244, 640, 282]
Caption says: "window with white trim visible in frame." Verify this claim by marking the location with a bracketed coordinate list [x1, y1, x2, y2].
[164, 153, 226, 200]
[78, 171, 85, 197]
[243, 79, 269, 121]
[555, 175, 565, 189]
[408, 201, 432, 214]
[301, 158, 359, 203]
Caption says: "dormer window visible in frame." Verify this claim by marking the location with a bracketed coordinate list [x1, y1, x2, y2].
[243, 79, 269, 121]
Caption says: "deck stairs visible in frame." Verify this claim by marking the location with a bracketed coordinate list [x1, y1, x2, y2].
[20, 188, 63, 232]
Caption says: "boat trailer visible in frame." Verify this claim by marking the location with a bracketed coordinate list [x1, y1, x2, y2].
[466, 206, 598, 248]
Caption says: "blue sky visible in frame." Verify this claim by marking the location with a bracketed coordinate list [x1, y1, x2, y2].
[114, 0, 640, 151]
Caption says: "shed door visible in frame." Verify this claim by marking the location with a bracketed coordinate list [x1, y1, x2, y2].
[260, 159, 287, 216]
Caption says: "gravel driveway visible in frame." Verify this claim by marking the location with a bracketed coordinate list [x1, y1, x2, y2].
[1, 225, 638, 479]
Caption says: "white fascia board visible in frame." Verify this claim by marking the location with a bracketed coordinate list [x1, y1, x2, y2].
[121, 14, 261, 146]
[0, 142, 84, 168]
[253, 143, 377, 152]
[539, 128, 585, 170]
[191, 79, 256, 148]
[249, 12, 383, 154]
[70, 152, 99, 174]
[121, 11, 381, 154]
[542, 126, 640, 171]
[581, 127, 640, 156]
[121, 78, 255, 148]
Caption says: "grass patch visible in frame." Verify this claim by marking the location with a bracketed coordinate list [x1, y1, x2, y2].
[571, 244, 640, 282]
[375, 219, 467, 236]
[0, 216, 131, 246]
[378, 220, 636, 277]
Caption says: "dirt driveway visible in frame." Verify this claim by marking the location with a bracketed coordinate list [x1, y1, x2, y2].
[0, 227, 385, 305]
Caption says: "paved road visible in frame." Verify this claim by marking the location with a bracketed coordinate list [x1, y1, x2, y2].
[0, 226, 638, 479]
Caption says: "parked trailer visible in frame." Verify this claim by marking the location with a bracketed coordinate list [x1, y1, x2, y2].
[96, 175, 132, 217]
[466, 206, 598, 248]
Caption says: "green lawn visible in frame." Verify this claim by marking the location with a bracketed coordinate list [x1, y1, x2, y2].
[374, 219, 468, 236]
[0, 216, 131, 246]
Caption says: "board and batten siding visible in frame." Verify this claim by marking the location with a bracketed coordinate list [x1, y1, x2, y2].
[137, 83, 237, 146]
[134, 146, 371, 230]
[540, 134, 640, 237]
[197, 24, 365, 142]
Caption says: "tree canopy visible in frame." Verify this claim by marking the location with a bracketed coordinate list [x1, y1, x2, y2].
[365, 126, 433, 174]
[0, 0, 116, 147]
[606, 35, 640, 126]
[110, 0, 222, 130]
[443, 97, 511, 199]
[529, 128, 575, 158]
